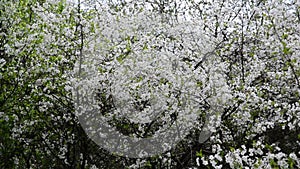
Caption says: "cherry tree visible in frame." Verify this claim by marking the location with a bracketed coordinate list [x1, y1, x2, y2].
[1, 0, 299, 168]
[0, 0, 88, 168]
[75, 0, 300, 168]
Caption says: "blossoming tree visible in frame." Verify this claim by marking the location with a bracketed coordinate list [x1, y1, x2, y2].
[0, 0, 299, 168]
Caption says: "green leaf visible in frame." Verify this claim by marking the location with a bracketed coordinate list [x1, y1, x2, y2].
[265, 144, 273, 151]
[57, 1, 64, 14]
[283, 46, 291, 55]
[143, 43, 148, 50]
[270, 159, 279, 169]
[196, 149, 203, 157]
[288, 157, 295, 168]
[145, 161, 151, 167]
[282, 41, 291, 55]
[117, 54, 126, 63]
[282, 34, 288, 39]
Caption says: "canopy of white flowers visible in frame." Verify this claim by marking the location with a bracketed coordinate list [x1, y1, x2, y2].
[0, 0, 299, 168]
[72, 3, 233, 158]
